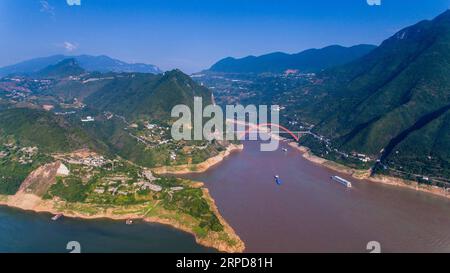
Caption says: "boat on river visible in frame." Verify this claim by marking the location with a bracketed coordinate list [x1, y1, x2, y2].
[331, 176, 352, 188]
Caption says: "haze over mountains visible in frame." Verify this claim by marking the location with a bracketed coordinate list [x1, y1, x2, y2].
[0, 55, 162, 77]
[1, 9, 449, 184]
[208, 44, 377, 74]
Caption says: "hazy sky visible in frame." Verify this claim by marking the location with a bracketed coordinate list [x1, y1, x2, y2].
[1, 0, 450, 73]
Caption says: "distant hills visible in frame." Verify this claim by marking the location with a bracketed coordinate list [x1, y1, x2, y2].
[208, 44, 376, 74]
[36, 58, 86, 79]
[0, 54, 162, 77]
[2, 56, 210, 121]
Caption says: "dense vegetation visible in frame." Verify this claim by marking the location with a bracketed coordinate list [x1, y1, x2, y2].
[85, 69, 212, 121]
[0, 60, 236, 249]
[0, 146, 52, 195]
[47, 176, 92, 202]
[44, 161, 224, 233]
[296, 11, 450, 181]
[0, 67, 215, 159]
[0, 108, 104, 153]
[232, 10, 450, 183]
[36, 59, 85, 79]
[160, 187, 223, 232]
[201, 10, 450, 184]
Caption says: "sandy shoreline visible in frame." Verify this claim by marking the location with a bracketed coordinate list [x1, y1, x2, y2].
[0, 143, 246, 253]
[288, 142, 450, 200]
[2, 138, 448, 252]
[0, 188, 245, 253]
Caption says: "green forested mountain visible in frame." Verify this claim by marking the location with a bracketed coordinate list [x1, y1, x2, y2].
[0, 68, 216, 171]
[208, 44, 376, 74]
[85, 69, 212, 120]
[0, 108, 105, 153]
[291, 10, 450, 179]
[36, 58, 86, 79]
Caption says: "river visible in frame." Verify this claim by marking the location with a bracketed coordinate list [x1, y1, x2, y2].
[0, 206, 214, 253]
[1, 140, 450, 253]
[182, 140, 450, 253]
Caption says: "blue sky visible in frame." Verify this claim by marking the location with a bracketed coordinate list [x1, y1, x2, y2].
[1, 0, 449, 73]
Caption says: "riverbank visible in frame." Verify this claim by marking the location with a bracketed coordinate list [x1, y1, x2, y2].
[0, 184, 245, 253]
[0, 143, 246, 253]
[152, 144, 244, 175]
[288, 142, 450, 200]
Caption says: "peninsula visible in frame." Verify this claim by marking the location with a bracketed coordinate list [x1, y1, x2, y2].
[0, 147, 245, 253]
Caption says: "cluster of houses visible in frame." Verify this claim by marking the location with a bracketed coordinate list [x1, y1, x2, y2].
[60, 98, 85, 110]
[4, 90, 27, 100]
[352, 153, 372, 163]
[133, 181, 162, 192]
[0, 78, 52, 102]
[91, 170, 177, 196]
[93, 175, 132, 195]
[19, 147, 38, 161]
[62, 154, 108, 167]
[129, 121, 173, 147]
[0, 144, 38, 165]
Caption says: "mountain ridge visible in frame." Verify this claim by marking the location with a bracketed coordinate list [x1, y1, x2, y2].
[208, 44, 377, 74]
[85, 69, 212, 120]
[35, 58, 86, 79]
[0, 55, 162, 77]
[289, 9, 450, 180]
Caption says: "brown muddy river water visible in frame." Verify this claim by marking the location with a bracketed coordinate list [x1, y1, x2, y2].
[182, 140, 450, 253]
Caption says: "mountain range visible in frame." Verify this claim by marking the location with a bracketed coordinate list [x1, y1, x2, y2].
[289, 10, 450, 179]
[35, 58, 86, 79]
[208, 44, 376, 74]
[0, 55, 162, 77]
[1, 9, 450, 183]
[0, 57, 211, 167]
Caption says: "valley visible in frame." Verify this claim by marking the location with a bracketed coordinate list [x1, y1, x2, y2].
[1, 4, 450, 255]
[196, 10, 450, 192]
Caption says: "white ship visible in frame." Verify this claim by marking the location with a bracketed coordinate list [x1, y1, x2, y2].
[51, 213, 63, 221]
[331, 176, 352, 188]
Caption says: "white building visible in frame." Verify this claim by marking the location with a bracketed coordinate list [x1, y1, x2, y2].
[81, 116, 95, 122]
